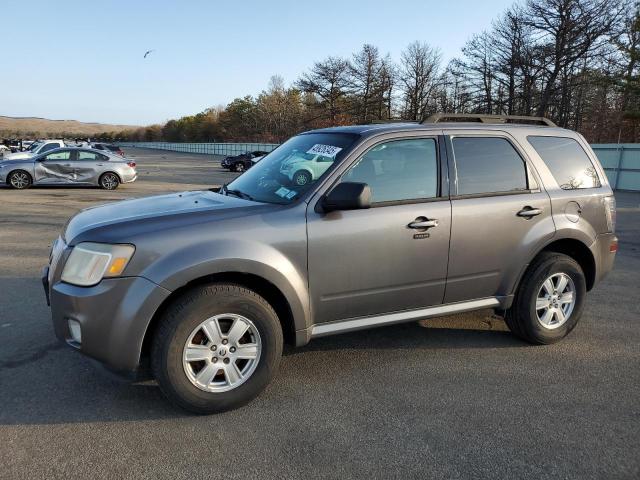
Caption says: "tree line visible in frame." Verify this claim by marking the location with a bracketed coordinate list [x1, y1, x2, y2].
[105, 0, 638, 144]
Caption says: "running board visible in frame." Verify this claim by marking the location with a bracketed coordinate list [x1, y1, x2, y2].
[310, 298, 501, 338]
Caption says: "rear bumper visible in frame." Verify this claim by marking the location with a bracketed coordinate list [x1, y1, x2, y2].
[592, 232, 618, 287]
[49, 276, 171, 372]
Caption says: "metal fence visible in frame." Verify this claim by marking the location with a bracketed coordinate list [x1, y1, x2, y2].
[118, 142, 640, 191]
[591, 144, 640, 192]
[117, 142, 279, 157]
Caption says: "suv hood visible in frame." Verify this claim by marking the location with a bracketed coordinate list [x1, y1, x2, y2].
[64, 190, 273, 244]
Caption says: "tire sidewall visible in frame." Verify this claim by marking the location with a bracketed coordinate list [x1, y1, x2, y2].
[519, 255, 586, 343]
[100, 172, 119, 190]
[154, 285, 282, 413]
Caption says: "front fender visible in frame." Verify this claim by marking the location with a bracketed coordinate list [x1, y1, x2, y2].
[140, 238, 310, 333]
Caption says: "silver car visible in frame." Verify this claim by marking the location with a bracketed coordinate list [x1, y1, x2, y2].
[0, 147, 137, 190]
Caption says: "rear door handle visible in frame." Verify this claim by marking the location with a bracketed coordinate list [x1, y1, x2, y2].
[517, 207, 543, 218]
[408, 218, 439, 229]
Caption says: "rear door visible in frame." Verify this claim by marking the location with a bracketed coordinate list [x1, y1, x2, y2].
[306, 135, 451, 323]
[443, 130, 554, 303]
[74, 150, 106, 183]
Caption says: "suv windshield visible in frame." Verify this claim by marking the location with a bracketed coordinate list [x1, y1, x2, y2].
[28, 142, 42, 151]
[224, 132, 359, 204]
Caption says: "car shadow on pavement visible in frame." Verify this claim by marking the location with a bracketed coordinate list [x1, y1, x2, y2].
[0, 309, 526, 426]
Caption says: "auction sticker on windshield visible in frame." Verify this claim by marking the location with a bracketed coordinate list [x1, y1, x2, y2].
[306, 144, 342, 158]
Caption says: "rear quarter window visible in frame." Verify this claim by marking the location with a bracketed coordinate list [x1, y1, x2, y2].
[527, 136, 601, 190]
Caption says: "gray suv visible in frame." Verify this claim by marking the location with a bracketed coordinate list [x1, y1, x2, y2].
[43, 114, 618, 413]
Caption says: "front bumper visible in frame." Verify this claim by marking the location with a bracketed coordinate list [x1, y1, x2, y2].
[47, 275, 171, 372]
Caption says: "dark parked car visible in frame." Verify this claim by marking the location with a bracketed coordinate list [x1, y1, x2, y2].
[44, 114, 617, 414]
[221, 150, 269, 172]
[92, 143, 125, 157]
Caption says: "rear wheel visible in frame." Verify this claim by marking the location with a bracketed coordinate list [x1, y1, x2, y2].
[99, 172, 119, 190]
[505, 252, 586, 344]
[8, 170, 32, 189]
[151, 283, 283, 414]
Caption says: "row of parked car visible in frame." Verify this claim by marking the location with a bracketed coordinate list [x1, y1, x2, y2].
[0, 140, 135, 190]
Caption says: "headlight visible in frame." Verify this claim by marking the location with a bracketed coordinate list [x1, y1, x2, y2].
[61, 242, 135, 286]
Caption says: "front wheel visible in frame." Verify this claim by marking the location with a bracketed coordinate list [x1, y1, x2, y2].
[151, 283, 283, 414]
[292, 170, 312, 186]
[505, 252, 586, 344]
[8, 170, 32, 189]
[99, 172, 120, 190]
[234, 162, 246, 173]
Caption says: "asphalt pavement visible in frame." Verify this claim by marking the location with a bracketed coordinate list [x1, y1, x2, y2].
[0, 148, 638, 479]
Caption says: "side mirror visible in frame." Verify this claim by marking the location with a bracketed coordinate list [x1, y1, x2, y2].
[322, 182, 371, 212]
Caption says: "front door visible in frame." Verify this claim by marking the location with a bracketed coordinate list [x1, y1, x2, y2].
[34, 150, 74, 183]
[443, 132, 554, 303]
[307, 136, 451, 324]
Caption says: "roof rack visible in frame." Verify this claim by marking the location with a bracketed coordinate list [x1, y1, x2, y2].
[423, 113, 557, 127]
[368, 119, 419, 124]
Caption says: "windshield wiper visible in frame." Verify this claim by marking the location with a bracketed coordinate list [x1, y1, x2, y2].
[221, 184, 254, 201]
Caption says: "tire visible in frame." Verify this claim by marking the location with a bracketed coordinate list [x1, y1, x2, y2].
[99, 172, 120, 190]
[505, 252, 586, 344]
[151, 283, 283, 414]
[8, 170, 32, 189]
[292, 170, 312, 186]
[234, 162, 245, 173]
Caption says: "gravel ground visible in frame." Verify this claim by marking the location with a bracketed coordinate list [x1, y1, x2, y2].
[0, 148, 638, 479]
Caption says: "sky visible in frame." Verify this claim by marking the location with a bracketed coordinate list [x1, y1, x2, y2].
[1, 0, 516, 126]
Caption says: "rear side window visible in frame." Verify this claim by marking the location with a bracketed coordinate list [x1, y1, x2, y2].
[528, 136, 601, 190]
[452, 137, 528, 195]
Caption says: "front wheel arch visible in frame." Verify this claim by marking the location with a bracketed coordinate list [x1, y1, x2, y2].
[141, 272, 297, 362]
[7, 169, 33, 189]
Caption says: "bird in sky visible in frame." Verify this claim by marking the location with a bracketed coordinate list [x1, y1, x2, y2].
[143, 50, 154, 59]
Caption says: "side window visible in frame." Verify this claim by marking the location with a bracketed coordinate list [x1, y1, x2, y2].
[78, 151, 99, 161]
[341, 138, 438, 203]
[452, 137, 528, 195]
[44, 150, 71, 161]
[528, 136, 601, 190]
[40, 143, 59, 153]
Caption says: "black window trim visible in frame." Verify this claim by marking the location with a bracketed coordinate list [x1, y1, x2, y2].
[446, 133, 541, 199]
[332, 134, 445, 209]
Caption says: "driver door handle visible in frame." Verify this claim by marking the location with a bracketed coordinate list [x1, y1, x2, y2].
[517, 207, 543, 218]
[408, 218, 438, 229]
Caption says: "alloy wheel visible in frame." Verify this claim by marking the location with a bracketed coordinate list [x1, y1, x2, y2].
[182, 313, 261, 393]
[10, 171, 30, 189]
[101, 173, 118, 190]
[535, 273, 576, 330]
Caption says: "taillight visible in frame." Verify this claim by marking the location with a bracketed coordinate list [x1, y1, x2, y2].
[603, 196, 616, 233]
[127, 161, 136, 168]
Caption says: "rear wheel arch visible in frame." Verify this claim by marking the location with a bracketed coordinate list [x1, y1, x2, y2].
[516, 238, 596, 295]
[141, 272, 297, 362]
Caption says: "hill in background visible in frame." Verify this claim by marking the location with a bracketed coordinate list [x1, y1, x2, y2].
[0, 115, 138, 137]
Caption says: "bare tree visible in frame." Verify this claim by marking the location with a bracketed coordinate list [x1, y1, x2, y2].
[297, 56, 351, 123]
[399, 41, 442, 121]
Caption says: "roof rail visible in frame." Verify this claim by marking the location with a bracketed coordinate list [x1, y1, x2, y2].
[423, 113, 557, 127]
[368, 119, 419, 124]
